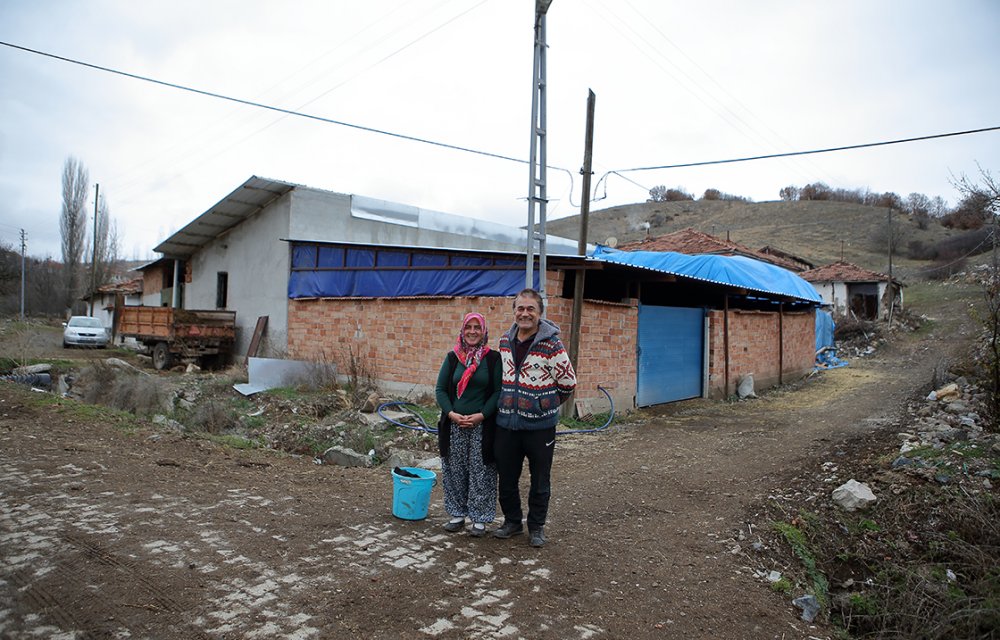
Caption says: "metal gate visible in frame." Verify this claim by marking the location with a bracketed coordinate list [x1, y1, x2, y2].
[637, 305, 705, 406]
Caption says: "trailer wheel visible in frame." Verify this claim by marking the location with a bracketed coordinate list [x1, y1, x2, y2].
[152, 342, 173, 370]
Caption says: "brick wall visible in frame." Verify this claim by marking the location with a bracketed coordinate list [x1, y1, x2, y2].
[286, 280, 637, 410]
[545, 296, 638, 412]
[706, 309, 815, 398]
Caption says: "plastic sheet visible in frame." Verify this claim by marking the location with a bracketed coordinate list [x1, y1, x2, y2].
[590, 245, 823, 304]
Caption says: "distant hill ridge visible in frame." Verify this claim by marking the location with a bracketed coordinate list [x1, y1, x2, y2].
[546, 199, 960, 279]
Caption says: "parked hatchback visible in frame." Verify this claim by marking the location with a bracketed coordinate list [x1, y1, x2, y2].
[63, 316, 109, 348]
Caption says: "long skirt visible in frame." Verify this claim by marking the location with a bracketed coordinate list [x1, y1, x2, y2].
[441, 422, 497, 524]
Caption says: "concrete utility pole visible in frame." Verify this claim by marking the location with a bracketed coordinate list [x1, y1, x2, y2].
[89, 183, 99, 316]
[19, 229, 26, 320]
[525, 0, 552, 304]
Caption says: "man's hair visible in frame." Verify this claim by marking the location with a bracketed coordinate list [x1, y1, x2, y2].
[513, 288, 544, 314]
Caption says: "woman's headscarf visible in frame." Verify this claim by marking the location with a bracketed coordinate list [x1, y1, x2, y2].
[453, 312, 490, 398]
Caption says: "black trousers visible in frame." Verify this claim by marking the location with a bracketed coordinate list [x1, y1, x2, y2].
[494, 426, 556, 531]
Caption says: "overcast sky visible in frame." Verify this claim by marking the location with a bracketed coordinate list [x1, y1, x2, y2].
[2, 0, 998, 261]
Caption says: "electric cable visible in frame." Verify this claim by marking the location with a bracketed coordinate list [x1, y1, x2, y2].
[613, 126, 1000, 174]
[0, 40, 533, 168]
[3, 41, 995, 214]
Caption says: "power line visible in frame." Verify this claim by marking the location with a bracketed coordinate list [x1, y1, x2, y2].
[108, 0, 488, 200]
[0, 39, 531, 168]
[3, 40, 997, 207]
[612, 126, 1000, 173]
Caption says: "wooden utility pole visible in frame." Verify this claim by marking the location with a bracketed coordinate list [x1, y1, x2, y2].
[564, 89, 596, 418]
[887, 207, 894, 327]
[19, 229, 26, 320]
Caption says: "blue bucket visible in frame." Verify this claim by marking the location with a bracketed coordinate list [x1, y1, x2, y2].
[391, 467, 437, 520]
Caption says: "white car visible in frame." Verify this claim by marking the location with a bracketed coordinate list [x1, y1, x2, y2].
[63, 316, 109, 348]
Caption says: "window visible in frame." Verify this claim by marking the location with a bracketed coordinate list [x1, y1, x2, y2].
[216, 272, 228, 308]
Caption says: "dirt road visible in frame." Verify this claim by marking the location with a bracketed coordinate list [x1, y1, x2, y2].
[0, 314, 970, 639]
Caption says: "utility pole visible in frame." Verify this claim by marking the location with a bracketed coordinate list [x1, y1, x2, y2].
[89, 184, 99, 316]
[887, 207, 895, 327]
[19, 229, 26, 320]
[525, 0, 552, 306]
[564, 89, 596, 418]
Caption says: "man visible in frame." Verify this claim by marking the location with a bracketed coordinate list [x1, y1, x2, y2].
[493, 288, 577, 548]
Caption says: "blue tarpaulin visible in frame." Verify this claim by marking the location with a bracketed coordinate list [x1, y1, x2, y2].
[815, 309, 835, 351]
[288, 244, 537, 298]
[589, 245, 823, 304]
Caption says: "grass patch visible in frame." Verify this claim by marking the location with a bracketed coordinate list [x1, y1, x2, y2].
[851, 518, 880, 534]
[559, 411, 613, 431]
[771, 577, 793, 593]
[402, 403, 440, 429]
[35, 394, 145, 433]
[201, 433, 262, 449]
[773, 519, 830, 608]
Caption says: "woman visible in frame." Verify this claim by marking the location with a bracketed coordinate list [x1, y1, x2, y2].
[435, 312, 502, 536]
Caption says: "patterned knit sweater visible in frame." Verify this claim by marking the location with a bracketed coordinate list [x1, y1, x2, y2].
[496, 318, 577, 430]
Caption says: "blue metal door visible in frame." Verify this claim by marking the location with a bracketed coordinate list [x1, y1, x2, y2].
[637, 305, 704, 406]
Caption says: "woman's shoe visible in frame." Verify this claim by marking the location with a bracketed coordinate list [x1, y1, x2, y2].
[468, 523, 487, 537]
[443, 518, 465, 533]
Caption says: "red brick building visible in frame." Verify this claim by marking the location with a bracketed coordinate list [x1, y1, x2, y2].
[285, 241, 821, 411]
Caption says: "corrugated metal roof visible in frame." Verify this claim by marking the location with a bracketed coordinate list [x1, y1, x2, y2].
[154, 176, 296, 258]
[154, 176, 586, 259]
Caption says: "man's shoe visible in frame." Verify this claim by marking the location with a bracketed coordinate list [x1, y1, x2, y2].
[529, 527, 546, 548]
[492, 521, 524, 539]
[469, 523, 488, 538]
[443, 518, 465, 533]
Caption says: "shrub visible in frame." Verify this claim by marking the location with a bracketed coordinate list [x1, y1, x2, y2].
[921, 257, 968, 281]
[77, 362, 172, 416]
[187, 399, 241, 434]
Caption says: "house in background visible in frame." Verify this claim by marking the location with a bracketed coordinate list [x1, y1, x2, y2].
[758, 245, 815, 272]
[133, 257, 186, 308]
[800, 261, 903, 320]
[81, 276, 143, 330]
[620, 228, 807, 272]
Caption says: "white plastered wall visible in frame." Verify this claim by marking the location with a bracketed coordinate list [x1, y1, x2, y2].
[184, 193, 293, 358]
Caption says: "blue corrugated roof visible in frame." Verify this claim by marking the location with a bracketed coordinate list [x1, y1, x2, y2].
[590, 245, 823, 304]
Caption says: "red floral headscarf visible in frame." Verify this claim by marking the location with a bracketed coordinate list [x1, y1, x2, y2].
[453, 312, 490, 398]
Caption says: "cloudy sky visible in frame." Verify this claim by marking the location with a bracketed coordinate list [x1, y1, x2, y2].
[1, 0, 998, 260]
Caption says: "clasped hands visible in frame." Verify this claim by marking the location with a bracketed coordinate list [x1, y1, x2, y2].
[448, 411, 485, 429]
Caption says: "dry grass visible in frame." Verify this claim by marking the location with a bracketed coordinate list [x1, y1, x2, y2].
[77, 361, 171, 415]
[547, 199, 958, 277]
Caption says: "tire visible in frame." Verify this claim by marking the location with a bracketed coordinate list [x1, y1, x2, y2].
[152, 342, 173, 371]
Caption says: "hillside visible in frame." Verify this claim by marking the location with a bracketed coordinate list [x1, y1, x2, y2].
[546, 200, 963, 280]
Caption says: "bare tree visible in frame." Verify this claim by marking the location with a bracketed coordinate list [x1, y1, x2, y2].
[778, 185, 799, 201]
[0, 240, 19, 316]
[60, 157, 89, 314]
[648, 185, 668, 202]
[906, 192, 933, 229]
[870, 208, 910, 255]
[953, 164, 1000, 430]
[930, 195, 949, 218]
[92, 195, 122, 289]
[952, 165, 1000, 225]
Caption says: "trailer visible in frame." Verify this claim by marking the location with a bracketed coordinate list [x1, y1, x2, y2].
[117, 306, 236, 370]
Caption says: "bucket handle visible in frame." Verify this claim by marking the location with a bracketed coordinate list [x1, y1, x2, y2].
[397, 475, 436, 487]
